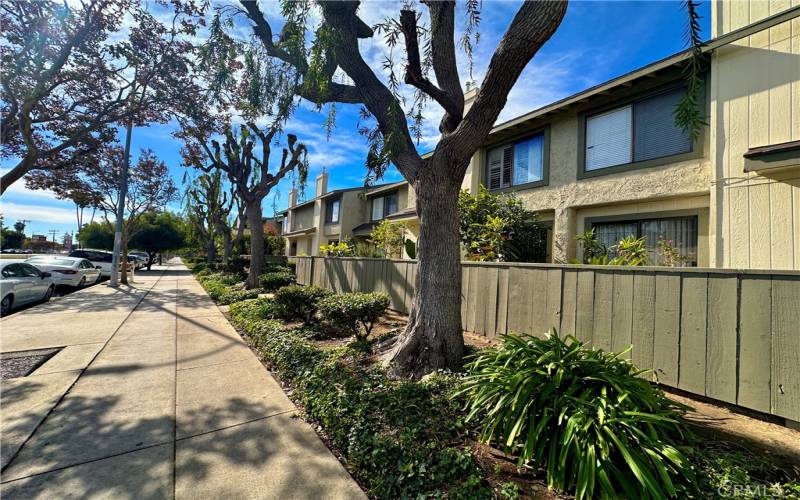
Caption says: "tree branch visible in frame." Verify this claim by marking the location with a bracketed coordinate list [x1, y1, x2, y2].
[443, 0, 567, 167]
[399, 8, 461, 129]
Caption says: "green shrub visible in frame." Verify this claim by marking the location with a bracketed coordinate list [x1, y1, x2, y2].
[200, 272, 242, 286]
[243, 321, 492, 497]
[259, 271, 295, 292]
[217, 287, 260, 305]
[273, 285, 332, 324]
[202, 280, 228, 302]
[229, 297, 279, 324]
[458, 330, 695, 499]
[318, 292, 390, 340]
[263, 263, 292, 274]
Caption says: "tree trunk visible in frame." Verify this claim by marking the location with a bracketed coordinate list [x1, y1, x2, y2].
[221, 228, 232, 268]
[245, 201, 264, 289]
[387, 176, 464, 378]
[206, 230, 217, 266]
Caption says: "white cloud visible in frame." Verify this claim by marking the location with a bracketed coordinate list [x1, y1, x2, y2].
[0, 201, 77, 225]
[0, 169, 62, 202]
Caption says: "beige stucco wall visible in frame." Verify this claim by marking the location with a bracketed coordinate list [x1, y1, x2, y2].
[710, 0, 800, 270]
[463, 110, 711, 263]
[291, 204, 316, 232]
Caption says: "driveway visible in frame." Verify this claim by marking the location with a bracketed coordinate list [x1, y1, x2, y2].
[0, 261, 364, 499]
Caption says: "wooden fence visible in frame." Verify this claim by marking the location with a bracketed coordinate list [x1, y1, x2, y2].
[291, 256, 800, 422]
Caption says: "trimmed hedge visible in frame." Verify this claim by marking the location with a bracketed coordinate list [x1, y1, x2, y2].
[273, 285, 332, 324]
[318, 292, 390, 340]
[259, 271, 295, 292]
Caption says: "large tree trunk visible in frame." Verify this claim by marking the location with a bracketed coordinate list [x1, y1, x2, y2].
[245, 200, 264, 289]
[387, 175, 464, 378]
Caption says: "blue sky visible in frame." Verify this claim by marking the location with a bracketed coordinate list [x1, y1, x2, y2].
[1, 0, 711, 241]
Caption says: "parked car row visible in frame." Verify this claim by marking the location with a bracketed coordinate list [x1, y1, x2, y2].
[1, 249, 154, 316]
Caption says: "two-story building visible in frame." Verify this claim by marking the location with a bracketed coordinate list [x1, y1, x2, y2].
[460, 0, 799, 269]
[281, 1, 799, 269]
[280, 172, 419, 257]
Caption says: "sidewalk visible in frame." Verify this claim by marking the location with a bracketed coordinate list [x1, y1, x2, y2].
[0, 262, 364, 499]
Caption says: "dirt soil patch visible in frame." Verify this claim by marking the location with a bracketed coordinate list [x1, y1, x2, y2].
[1, 348, 61, 379]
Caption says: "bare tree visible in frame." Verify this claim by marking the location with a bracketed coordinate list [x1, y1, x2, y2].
[238, 0, 567, 377]
[177, 13, 309, 289]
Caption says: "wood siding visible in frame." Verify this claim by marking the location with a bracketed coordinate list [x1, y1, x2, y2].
[711, 3, 800, 270]
[292, 256, 800, 422]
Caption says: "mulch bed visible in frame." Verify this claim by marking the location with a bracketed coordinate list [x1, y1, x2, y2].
[0, 348, 61, 380]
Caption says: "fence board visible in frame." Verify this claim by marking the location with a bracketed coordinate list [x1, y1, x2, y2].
[560, 269, 578, 335]
[507, 269, 532, 334]
[290, 257, 800, 420]
[738, 276, 772, 413]
[705, 275, 738, 403]
[484, 266, 500, 337]
[545, 269, 562, 335]
[575, 270, 595, 344]
[679, 274, 708, 395]
[611, 273, 634, 358]
[771, 276, 800, 421]
[631, 272, 656, 375]
[653, 273, 681, 386]
[496, 268, 510, 336]
[592, 271, 614, 351]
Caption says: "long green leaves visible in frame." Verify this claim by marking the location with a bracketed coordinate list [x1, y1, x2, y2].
[457, 330, 697, 499]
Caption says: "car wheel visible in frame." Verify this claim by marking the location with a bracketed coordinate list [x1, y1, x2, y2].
[1, 295, 12, 316]
[78, 276, 87, 288]
[43, 286, 54, 302]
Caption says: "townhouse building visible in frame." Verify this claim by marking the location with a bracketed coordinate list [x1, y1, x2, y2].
[280, 173, 419, 257]
[282, 0, 800, 270]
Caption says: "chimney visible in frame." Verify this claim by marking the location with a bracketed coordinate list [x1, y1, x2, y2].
[289, 188, 297, 207]
[463, 86, 479, 114]
[315, 171, 329, 197]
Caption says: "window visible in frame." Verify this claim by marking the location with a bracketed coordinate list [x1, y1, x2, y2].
[20, 264, 42, 277]
[325, 197, 340, 224]
[2, 264, 24, 278]
[592, 215, 698, 266]
[487, 132, 546, 190]
[371, 191, 399, 220]
[584, 87, 692, 172]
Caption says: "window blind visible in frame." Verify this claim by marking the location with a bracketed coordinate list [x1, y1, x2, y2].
[371, 197, 383, 220]
[633, 88, 692, 162]
[487, 145, 513, 189]
[513, 135, 544, 185]
[585, 105, 633, 170]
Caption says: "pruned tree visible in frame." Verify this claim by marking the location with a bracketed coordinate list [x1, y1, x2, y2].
[236, 0, 567, 377]
[185, 172, 233, 266]
[177, 13, 309, 289]
[0, 0, 203, 194]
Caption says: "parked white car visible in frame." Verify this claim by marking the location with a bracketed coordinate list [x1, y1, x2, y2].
[1, 261, 55, 315]
[25, 256, 102, 287]
[69, 249, 114, 277]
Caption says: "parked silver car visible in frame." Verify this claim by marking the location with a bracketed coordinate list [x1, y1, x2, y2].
[68, 249, 114, 277]
[1, 260, 55, 315]
[25, 255, 102, 287]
